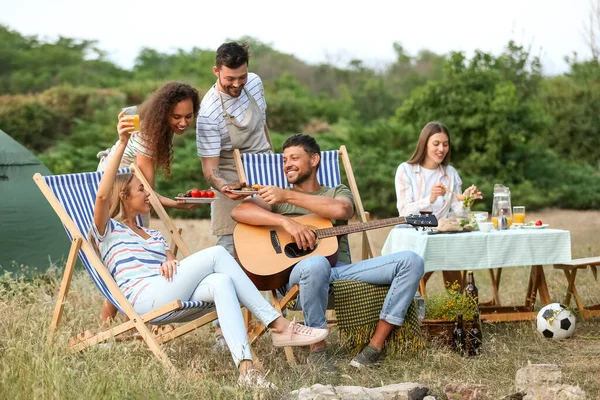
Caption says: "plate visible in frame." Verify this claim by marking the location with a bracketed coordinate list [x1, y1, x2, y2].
[427, 229, 472, 235]
[175, 197, 215, 203]
[522, 224, 550, 229]
[227, 189, 259, 195]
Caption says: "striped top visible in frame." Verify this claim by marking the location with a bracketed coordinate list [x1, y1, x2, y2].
[395, 162, 463, 219]
[195, 73, 267, 157]
[97, 132, 152, 171]
[91, 218, 169, 305]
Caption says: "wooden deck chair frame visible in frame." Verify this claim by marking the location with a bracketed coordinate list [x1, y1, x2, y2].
[34, 166, 221, 376]
[233, 145, 376, 363]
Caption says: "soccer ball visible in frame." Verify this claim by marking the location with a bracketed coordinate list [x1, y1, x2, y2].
[536, 303, 576, 339]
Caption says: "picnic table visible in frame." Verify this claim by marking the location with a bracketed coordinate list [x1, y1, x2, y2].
[381, 227, 572, 322]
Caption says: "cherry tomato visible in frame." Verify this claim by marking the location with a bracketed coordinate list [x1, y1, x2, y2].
[198, 190, 208, 198]
[191, 189, 201, 198]
[207, 191, 215, 198]
[535, 220, 543, 226]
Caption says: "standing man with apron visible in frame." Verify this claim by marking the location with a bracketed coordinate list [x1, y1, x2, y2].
[196, 42, 273, 350]
[196, 41, 273, 260]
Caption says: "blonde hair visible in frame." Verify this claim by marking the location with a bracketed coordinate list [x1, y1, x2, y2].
[88, 173, 135, 257]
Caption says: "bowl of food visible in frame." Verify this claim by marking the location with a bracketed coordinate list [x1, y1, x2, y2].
[478, 222, 494, 232]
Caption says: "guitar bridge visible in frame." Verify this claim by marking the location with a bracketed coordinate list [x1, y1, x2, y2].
[270, 230, 282, 254]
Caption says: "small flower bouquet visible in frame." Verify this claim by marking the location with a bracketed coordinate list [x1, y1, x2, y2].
[425, 281, 478, 321]
[422, 281, 479, 346]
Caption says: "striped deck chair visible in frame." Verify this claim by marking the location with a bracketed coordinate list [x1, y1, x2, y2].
[233, 146, 380, 362]
[34, 166, 217, 375]
[234, 146, 376, 259]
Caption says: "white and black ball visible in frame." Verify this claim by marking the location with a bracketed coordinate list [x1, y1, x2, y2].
[536, 303, 576, 339]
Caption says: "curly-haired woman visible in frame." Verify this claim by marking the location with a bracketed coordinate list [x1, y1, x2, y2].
[97, 81, 201, 216]
[96, 81, 201, 324]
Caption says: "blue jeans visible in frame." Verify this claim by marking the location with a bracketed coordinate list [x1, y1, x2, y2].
[287, 251, 424, 329]
[134, 246, 280, 366]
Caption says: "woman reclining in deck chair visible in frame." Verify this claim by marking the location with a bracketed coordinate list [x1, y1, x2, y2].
[90, 115, 328, 388]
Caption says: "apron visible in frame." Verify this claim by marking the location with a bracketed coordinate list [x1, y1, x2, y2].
[210, 87, 272, 236]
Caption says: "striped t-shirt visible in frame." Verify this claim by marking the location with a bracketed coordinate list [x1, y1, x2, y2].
[196, 73, 266, 157]
[92, 218, 169, 304]
[97, 132, 152, 171]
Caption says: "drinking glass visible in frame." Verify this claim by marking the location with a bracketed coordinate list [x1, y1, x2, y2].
[123, 105, 141, 133]
[513, 206, 525, 225]
[473, 211, 488, 223]
[420, 206, 433, 216]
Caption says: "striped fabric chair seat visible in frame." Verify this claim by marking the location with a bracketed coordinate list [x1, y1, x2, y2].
[44, 169, 215, 324]
[241, 151, 341, 188]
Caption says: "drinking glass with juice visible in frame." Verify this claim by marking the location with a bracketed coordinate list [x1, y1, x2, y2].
[123, 106, 141, 133]
[513, 206, 525, 225]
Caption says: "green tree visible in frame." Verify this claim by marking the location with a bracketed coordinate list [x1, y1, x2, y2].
[541, 59, 600, 169]
[0, 25, 130, 94]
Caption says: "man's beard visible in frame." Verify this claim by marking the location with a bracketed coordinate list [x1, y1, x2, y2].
[219, 78, 243, 97]
[288, 168, 312, 185]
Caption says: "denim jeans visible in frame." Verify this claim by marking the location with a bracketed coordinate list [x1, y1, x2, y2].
[134, 246, 280, 367]
[287, 251, 424, 329]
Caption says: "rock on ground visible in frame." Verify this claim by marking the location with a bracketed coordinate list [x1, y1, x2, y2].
[288, 382, 429, 400]
[443, 382, 490, 400]
[515, 363, 586, 400]
[515, 363, 562, 392]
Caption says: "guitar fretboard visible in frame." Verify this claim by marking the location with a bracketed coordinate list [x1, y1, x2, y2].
[316, 217, 408, 238]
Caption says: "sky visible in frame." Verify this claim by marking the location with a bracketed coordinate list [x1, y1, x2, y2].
[0, 0, 595, 75]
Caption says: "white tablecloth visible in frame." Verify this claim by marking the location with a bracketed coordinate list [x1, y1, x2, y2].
[381, 227, 572, 272]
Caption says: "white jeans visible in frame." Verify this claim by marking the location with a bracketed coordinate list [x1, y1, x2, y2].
[133, 246, 280, 366]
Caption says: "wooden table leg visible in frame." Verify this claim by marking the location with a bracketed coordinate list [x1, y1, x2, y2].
[525, 266, 538, 310]
[562, 269, 574, 306]
[486, 268, 502, 306]
[563, 269, 585, 311]
[419, 272, 434, 297]
[536, 265, 551, 305]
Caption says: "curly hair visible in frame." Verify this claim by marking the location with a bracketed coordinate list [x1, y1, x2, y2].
[138, 82, 200, 178]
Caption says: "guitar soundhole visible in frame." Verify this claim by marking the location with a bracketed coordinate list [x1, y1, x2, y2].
[284, 242, 318, 258]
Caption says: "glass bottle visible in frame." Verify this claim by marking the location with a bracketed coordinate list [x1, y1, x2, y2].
[453, 313, 466, 355]
[465, 271, 479, 306]
[468, 312, 483, 356]
[413, 292, 426, 321]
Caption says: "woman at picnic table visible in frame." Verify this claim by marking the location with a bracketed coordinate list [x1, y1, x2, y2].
[96, 81, 205, 324]
[395, 121, 482, 219]
[90, 124, 328, 389]
[395, 121, 482, 286]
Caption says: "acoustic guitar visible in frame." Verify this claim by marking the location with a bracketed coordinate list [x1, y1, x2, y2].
[233, 213, 437, 290]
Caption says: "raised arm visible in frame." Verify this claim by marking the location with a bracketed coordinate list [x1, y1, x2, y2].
[95, 110, 132, 235]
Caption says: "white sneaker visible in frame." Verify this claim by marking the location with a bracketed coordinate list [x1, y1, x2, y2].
[237, 368, 277, 389]
[212, 334, 227, 351]
[271, 319, 328, 347]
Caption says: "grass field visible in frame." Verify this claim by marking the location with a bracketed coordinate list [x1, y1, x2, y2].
[1, 209, 599, 399]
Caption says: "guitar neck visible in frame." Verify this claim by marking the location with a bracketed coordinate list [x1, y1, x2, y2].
[316, 217, 408, 238]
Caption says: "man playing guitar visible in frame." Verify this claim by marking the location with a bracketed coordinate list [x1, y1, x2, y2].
[231, 134, 424, 369]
